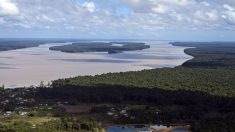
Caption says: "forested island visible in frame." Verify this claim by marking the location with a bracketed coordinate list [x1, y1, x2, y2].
[0, 40, 40, 51]
[49, 42, 150, 54]
[1, 42, 235, 132]
[0, 39, 74, 52]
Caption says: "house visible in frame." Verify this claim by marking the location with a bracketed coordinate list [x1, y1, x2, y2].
[120, 110, 127, 114]
[19, 111, 28, 116]
[107, 112, 114, 116]
[124, 113, 128, 117]
[4, 111, 12, 117]
[47, 107, 52, 110]
[31, 125, 36, 129]
[113, 114, 119, 119]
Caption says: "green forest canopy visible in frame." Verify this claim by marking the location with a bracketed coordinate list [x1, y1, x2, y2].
[52, 42, 235, 97]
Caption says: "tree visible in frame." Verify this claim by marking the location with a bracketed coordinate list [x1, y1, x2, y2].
[0, 84, 4, 91]
[40, 81, 45, 88]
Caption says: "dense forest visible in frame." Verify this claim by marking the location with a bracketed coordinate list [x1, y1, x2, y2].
[171, 42, 235, 68]
[52, 42, 235, 97]
[35, 85, 235, 131]
[49, 42, 150, 54]
[48, 42, 235, 131]
[52, 67, 235, 97]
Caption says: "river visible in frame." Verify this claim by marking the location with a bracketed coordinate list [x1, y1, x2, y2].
[0, 41, 192, 88]
[106, 125, 190, 132]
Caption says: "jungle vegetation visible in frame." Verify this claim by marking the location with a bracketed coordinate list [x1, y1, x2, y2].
[47, 42, 235, 131]
[52, 42, 235, 97]
[171, 42, 235, 68]
[0, 117, 104, 132]
[49, 42, 150, 54]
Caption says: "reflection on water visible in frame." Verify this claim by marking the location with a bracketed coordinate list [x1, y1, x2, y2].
[107, 126, 150, 132]
[0, 41, 192, 88]
[106, 125, 190, 132]
[51, 58, 136, 63]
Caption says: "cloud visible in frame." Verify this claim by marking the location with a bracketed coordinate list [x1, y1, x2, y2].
[0, 18, 6, 24]
[121, 0, 191, 14]
[223, 11, 235, 25]
[0, 0, 234, 39]
[0, 0, 19, 17]
[160, 0, 189, 6]
[194, 10, 219, 22]
[152, 4, 168, 14]
[222, 4, 235, 25]
[36, 15, 55, 23]
[216, 0, 235, 6]
[82, 2, 96, 13]
[223, 4, 234, 11]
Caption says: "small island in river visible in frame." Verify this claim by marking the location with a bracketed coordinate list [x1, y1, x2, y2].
[49, 42, 150, 54]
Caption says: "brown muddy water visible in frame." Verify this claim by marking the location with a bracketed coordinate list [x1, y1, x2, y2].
[0, 41, 192, 88]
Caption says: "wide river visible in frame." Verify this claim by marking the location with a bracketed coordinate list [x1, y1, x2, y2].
[0, 41, 192, 88]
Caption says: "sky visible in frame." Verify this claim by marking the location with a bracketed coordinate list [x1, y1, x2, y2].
[0, 0, 235, 41]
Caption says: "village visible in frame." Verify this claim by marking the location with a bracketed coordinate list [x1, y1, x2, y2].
[0, 88, 159, 122]
[1, 89, 155, 116]
[0, 88, 190, 132]
[0, 87, 57, 126]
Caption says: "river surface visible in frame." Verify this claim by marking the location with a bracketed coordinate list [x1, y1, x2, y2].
[106, 125, 190, 132]
[0, 41, 192, 88]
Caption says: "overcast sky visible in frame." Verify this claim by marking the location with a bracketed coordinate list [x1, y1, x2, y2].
[0, 0, 235, 41]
